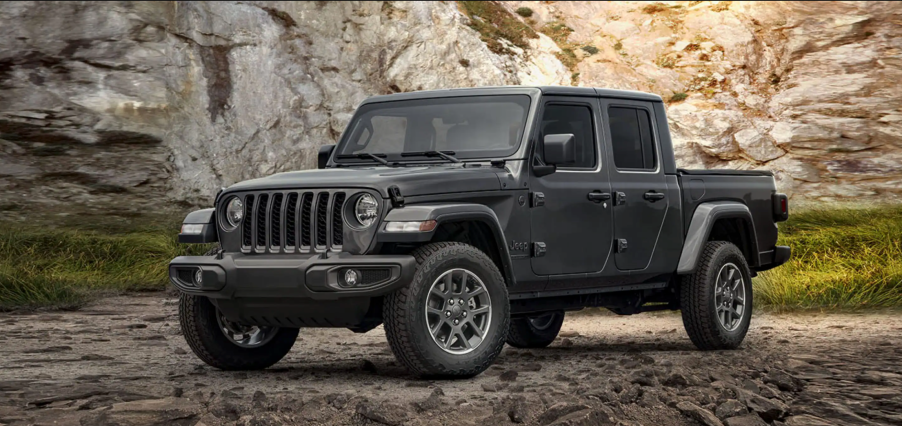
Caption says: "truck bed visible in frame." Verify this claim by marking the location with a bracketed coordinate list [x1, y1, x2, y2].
[677, 169, 780, 268]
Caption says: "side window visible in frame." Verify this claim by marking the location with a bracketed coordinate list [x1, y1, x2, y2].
[609, 107, 656, 170]
[540, 104, 596, 169]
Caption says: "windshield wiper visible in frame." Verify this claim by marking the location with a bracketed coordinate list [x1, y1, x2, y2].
[336, 153, 394, 166]
[400, 150, 461, 163]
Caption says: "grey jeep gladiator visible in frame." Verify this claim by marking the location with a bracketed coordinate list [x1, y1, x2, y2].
[170, 86, 791, 378]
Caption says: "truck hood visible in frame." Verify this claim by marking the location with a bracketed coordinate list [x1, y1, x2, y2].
[223, 165, 503, 198]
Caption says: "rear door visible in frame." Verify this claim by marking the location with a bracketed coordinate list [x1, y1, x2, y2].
[601, 100, 670, 271]
[529, 97, 613, 276]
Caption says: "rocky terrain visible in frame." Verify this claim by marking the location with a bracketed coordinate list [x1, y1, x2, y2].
[1, 1, 901, 217]
[1, 294, 900, 426]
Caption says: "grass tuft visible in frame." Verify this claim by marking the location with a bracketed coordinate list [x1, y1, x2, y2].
[457, 1, 537, 55]
[515, 7, 533, 18]
[670, 92, 688, 102]
[755, 205, 902, 310]
[0, 222, 210, 311]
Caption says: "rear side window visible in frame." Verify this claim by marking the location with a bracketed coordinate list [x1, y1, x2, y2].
[609, 107, 656, 170]
[540, 104, 596, 169]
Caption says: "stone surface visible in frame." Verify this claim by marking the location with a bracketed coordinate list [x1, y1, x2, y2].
[677, 401, 724, 426]
[2, 0, 902, 216]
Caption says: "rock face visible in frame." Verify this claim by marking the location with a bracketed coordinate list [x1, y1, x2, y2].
[0, 1, 900, 214]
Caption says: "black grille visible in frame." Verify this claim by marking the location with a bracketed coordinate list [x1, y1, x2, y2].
[234, 190, 352, 254]
[360, 268, 390, 284]
[315, 193, 329, 248]
[300, 193, 313, 247]
[270, 193, 283, 249]
[285, 193, 298, 248]
[242, 195, 254, 248]
[255, 193, 269, 248]
[332, 192, 345, 247]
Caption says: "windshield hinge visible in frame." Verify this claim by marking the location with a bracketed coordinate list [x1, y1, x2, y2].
[490, 159, 506, 168]
[388, 185, 405, 208]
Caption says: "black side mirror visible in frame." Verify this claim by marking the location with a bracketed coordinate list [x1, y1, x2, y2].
[318, 144, 336, 169]
[543, 134, 575, 165]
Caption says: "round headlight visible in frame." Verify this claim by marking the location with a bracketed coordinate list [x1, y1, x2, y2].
[354, 194, 378, 228]
[224, 197, 244, 229]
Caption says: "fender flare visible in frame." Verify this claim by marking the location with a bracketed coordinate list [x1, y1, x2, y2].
[677, 201, 759, 275]
[178, 208, 219, 244]
[377, 203, 515, 286]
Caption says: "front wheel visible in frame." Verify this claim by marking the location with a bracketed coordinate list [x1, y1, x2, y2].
[384, 242, 510, 378]
[179, 294, 299, 370]
[680, 241, 753, 350]
[507, 311, 565, 348]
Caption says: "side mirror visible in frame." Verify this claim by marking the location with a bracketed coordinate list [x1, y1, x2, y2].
[543, 134, 575, 165]
[318, 144, 336, 169]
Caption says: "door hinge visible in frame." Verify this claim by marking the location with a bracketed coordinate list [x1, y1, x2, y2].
[530, 192, 545, 207]
[532, 242, 546, 257]
[614, 192, 627, 206]
[615, 238, 628, 253]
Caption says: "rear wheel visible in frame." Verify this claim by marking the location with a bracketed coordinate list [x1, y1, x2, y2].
[680, 241, 753, 350]
[384, 242, 509, 378]
[179, 294, 299, 370]
[507, 311, 565, 348]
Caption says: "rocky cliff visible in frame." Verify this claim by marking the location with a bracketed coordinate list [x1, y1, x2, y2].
[0, 1, 899, 218]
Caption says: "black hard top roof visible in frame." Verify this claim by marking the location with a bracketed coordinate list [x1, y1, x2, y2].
[361, 86, 663, 105]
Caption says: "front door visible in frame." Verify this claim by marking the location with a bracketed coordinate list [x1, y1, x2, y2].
[529, 97, 613, 276]
[601, 100, 670, 271]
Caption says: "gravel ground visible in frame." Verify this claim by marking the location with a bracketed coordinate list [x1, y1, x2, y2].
[1, 293, 901, 426]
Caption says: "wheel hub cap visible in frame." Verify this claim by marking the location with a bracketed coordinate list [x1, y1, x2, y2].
[425, 268, 492, 355]
[713, 263, 746, 332]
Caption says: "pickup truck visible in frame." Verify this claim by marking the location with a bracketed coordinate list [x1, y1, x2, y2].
[170, 86, 791, 377]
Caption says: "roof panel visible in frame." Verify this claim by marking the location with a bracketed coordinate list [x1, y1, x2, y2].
[360, 86, 663, 105]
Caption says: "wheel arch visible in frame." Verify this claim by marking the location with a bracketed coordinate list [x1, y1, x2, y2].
[377, 204, 515, 287]
[677, 201, 759, 275]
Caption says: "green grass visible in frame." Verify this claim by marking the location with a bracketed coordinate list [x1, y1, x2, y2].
[1, 206, 900, 311]
[0, 221, 210, 311]
[755, 205, 902, 310]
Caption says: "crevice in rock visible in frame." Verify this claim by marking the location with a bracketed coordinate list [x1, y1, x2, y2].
[197, 45, 233, 122]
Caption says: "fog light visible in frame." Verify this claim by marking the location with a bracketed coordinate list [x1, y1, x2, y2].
[194, 268, 203, 285]
[344, 269, 359, 287]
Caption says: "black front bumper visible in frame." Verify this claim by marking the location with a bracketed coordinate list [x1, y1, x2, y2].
[169, 252, 416, 327]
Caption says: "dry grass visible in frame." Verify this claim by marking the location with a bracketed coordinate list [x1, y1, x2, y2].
[755, 205, 902, 310]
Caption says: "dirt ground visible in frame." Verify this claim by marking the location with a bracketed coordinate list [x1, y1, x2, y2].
[1, 294, 901, 426]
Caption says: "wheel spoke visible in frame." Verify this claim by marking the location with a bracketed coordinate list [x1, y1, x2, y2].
[732, 279, 742, 292]
[730, 307, 740, 319]
[427, 306, 444, 316]
[431, 319, 445, 335]
[471, 306, 490, 316]
[457, 331, 471, 349]
[467, 286, 486, 299]
[468, 319, 484, 338]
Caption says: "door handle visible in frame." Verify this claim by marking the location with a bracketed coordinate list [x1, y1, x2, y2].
[587, 191, 611, 203]
[644, 191, 666, 202]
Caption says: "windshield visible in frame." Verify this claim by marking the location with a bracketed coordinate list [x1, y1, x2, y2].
[336, 95, 531, 162]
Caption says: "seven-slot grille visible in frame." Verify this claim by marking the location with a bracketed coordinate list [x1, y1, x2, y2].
[234, 191, 348, 253]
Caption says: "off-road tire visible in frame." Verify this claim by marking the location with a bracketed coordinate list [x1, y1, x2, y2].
[384, 242, 510, 378]
[179, 293, 299, 370]
[507, 311, 565, 348]
[681, 241, 753, 350]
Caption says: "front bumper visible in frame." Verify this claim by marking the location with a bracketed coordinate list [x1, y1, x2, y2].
[169, 252, 416, 301]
